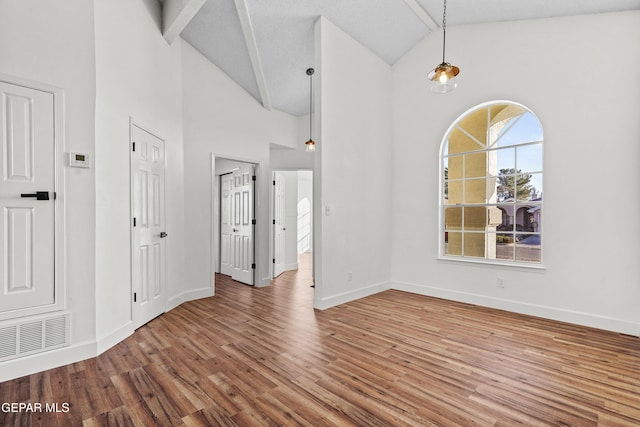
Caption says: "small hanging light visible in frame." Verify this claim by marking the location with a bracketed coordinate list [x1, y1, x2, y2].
[428, 0, 460, 93]
[305, 68, 315, 152]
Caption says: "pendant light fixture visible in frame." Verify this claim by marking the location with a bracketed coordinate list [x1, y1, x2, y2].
[428, 0, 459, 93]
[305, 68, 315, 152]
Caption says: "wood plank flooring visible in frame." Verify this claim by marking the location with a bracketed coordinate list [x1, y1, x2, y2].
[1, 254, 639, 426]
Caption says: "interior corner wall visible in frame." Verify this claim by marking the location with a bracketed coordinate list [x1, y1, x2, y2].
[0, 0, 98, 381]
[391, 11, 640, 335]
[93, 0, 185, 349]
[181, 42, 298, 290]
[314, 17, 393, 309]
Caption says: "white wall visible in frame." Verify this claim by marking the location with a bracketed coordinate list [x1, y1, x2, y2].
[181, 42, 298, 290]
[314, 17, 393, 309]
[391, 12, 640, 335]
[93, 0, 185, 347]
[0, 0, 98, 380]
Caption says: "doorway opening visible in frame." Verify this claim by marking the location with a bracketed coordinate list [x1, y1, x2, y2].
[272, 170, 313, 279]
[213, 158, 257, 286]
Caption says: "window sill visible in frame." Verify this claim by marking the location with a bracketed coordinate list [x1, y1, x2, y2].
[437, 256, 547, 270]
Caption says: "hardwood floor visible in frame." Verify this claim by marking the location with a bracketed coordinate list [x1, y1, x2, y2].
[1, 254, 639, 426]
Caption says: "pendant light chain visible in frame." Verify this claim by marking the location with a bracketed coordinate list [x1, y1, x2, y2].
[442, 0, 447, 64]
[428, 0, 459, 92]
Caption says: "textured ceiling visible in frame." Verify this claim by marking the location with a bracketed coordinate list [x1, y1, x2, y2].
[180, 0, 640, 116]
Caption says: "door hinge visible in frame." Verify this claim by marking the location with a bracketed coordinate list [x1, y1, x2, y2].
[133, 217, 137, 227]
[133, 292, 137, 302]
[272, 258, 275, 264]
[273, 180, 276, 186]
[273, 219, 276, 225]
[252, 219, 256, 225]
[132, 142, 136, 152]
[252, 175, 256, 181]
[252, 263, 256, 269]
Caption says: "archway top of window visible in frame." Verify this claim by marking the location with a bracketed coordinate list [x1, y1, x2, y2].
[440, 100, 543, 157]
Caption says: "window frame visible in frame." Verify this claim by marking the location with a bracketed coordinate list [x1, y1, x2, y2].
[438, 100, 544, 268]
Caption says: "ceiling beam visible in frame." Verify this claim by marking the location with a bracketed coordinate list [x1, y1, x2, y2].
[234, 0, 272, 110]
[162, 0, 206, 45]
[402, 0, 439, 31]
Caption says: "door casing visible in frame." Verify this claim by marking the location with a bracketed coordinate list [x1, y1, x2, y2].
[130, 120, 167, 329]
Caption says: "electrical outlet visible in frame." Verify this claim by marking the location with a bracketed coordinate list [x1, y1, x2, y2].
[497, 277, 505, 288]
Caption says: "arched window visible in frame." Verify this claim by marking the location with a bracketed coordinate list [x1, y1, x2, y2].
[440, 101, 543, 264]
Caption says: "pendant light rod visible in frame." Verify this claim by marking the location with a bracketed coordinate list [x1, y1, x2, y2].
[307, 68, 314, 138]
[305, 68, 315, 152]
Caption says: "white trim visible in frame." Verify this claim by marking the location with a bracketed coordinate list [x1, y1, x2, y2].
[233, 0, 271, 110]
[96, 322, 133, 355]
[211, 154, 262, 291]
[0, 340, 95, 383]
[437, 256, 546, 270]
[284, 263, 299, 271]
[162, 0, 206, 45]
[438, 100, 544, 266]
[402, 0, 439, 30]
[392, 280, 640, 337]
[0, 74, 66, 321]
[166, 287, 214, 311]
[129, 119, 169, 328]
[314, 281, 390, 310]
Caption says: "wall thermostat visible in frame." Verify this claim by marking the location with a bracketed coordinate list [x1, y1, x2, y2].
[67, 152, 90, 168]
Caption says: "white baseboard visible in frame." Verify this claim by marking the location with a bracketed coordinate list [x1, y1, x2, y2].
[96, 322, 134, 355]
[1, 289, 219, 382]
[391, 280, 640, 337]
[167, 286, 214, 311]
[0, 340, 96, 382]
[285, 263, 298, 271]
[314, 281, 390, 310]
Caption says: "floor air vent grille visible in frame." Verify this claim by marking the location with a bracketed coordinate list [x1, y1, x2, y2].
[0, 314, 70, 362]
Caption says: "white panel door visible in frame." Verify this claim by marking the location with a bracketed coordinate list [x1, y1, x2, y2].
[0, 82, 55, 313]
[273, 172, 286, 278]
[131, 124, 166, 329]
[219, 173, 234, 276]
[230, 165, 254, 285]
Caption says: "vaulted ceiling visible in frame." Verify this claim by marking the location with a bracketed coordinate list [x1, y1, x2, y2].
[169, 0, 640, 116]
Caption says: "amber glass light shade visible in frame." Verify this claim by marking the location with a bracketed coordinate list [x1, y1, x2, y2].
[305, 139, 315, 152]
[428, 62, 460, 93]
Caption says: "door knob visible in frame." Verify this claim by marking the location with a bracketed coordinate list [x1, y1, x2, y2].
[232, 228, 239, 233]
[160, 232, 168, 238]
[21, 191, 49, 200]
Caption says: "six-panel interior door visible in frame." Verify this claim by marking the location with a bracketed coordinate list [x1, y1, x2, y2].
[131, 124, 166, 329]
[219, 172, 234, 276]
[0, 81, 56, 313]
[273, 172, 286, 278]
[230, 165, 254, 285]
